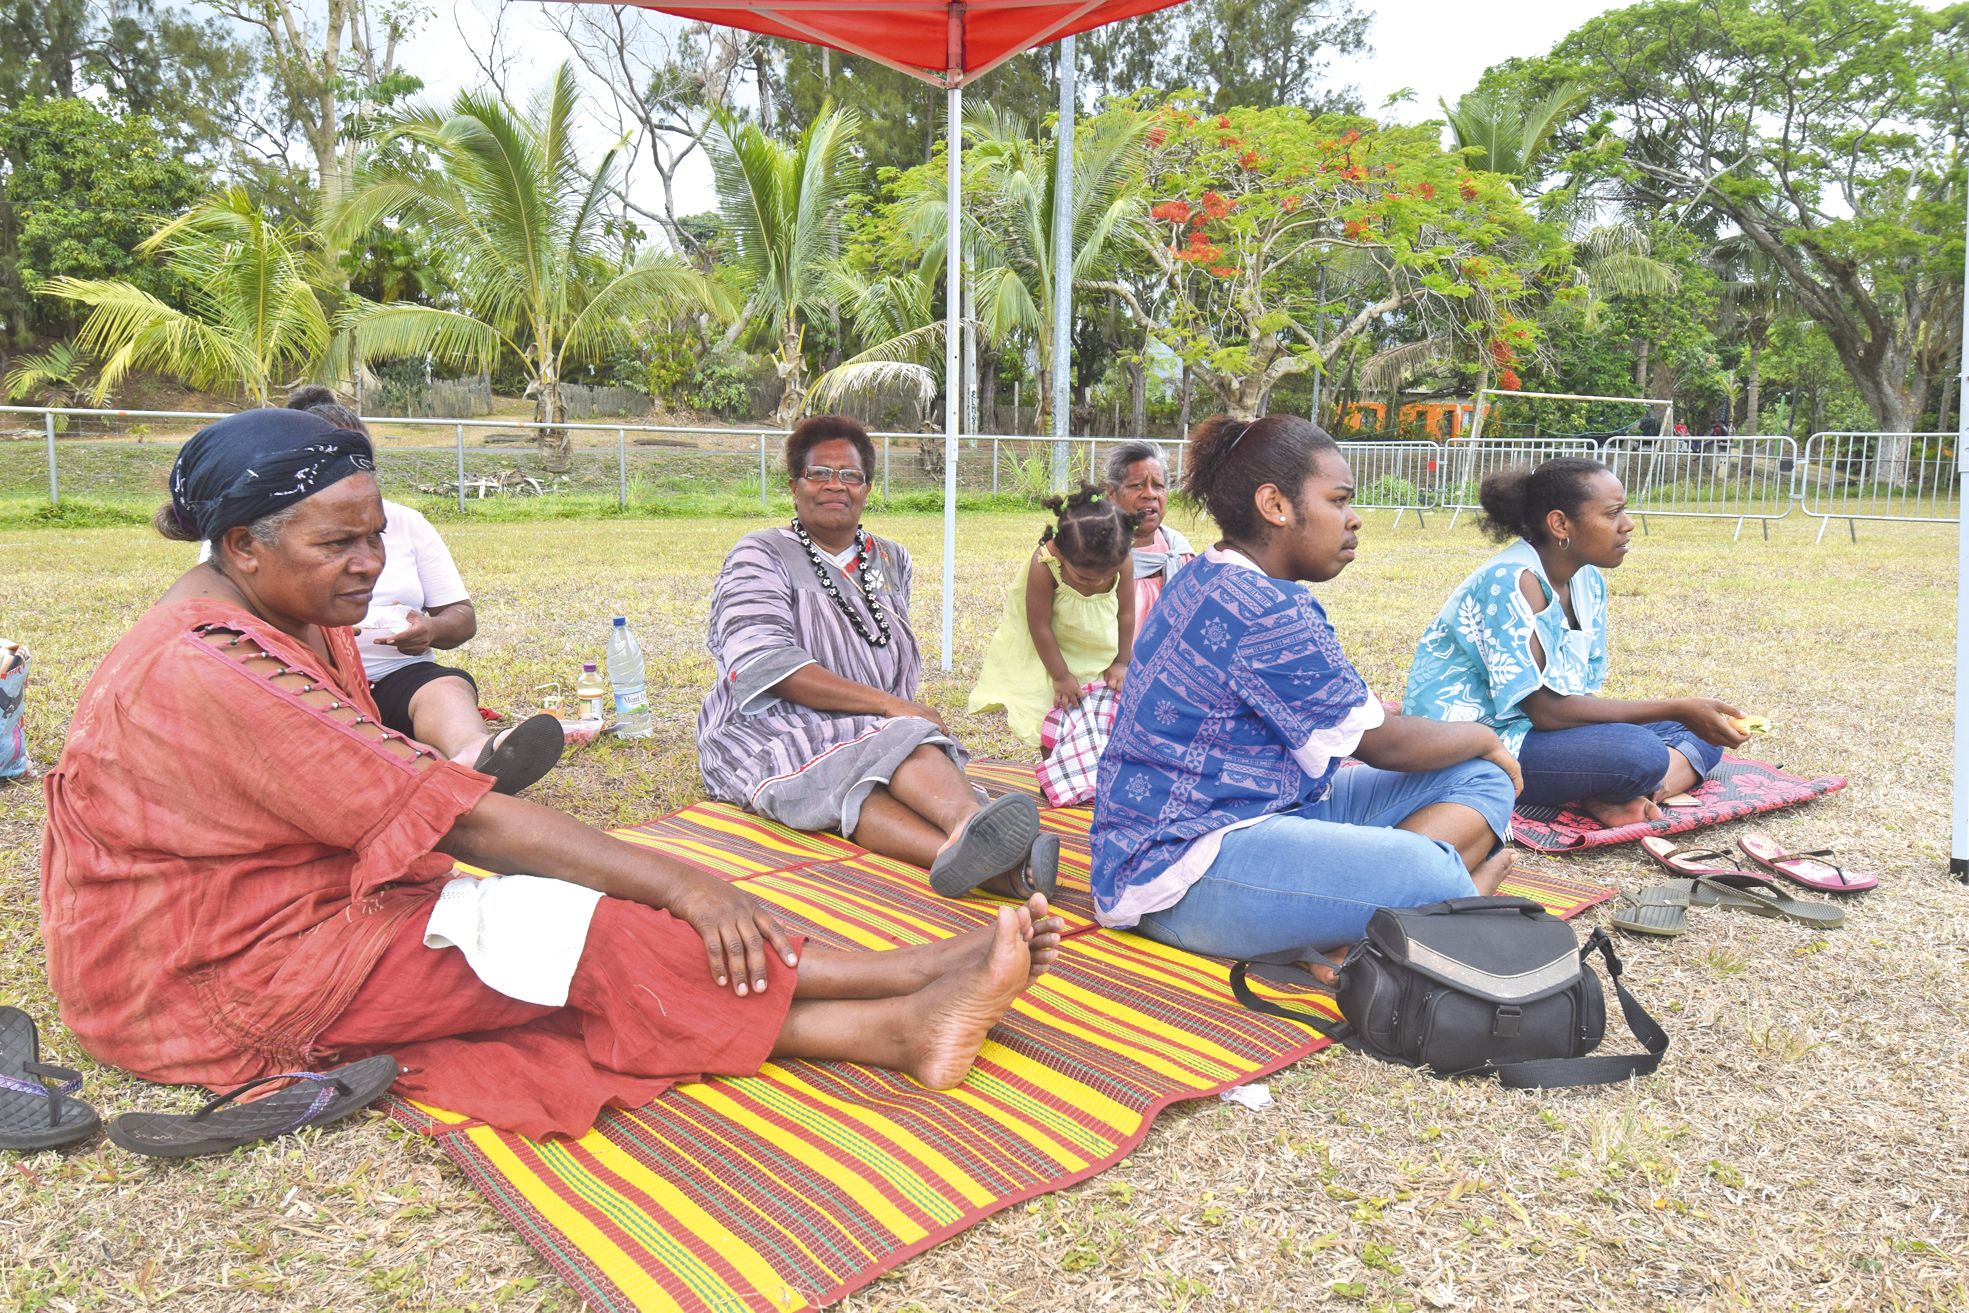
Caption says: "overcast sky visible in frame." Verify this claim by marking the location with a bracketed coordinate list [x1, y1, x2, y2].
[397, 0, 1633, 223]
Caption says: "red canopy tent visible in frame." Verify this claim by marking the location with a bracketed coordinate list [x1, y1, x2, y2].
[557, 0, 1190, 666]
[565, 0, 1185, 87]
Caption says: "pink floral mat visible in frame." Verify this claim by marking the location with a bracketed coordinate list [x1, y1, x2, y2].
[1509, 754, 1847, 852]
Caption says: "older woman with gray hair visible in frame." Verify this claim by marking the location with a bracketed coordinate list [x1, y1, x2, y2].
[1104, 441, 1194, 638]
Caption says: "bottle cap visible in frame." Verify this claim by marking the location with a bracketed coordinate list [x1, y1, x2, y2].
[612, 616, 627, 626]
[583, 662, 597, 673]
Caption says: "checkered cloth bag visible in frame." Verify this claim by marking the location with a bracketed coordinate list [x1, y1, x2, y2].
[1036, 684, 1118, 807]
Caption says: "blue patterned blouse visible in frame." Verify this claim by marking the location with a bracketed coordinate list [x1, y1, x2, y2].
[1401, 539, 1608, 754]
[1089, 548, 1384, 927]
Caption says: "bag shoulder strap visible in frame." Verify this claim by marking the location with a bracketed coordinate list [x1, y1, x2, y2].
[1489, 928, 1669, 1090]
[1227, 961, 1357, 1047]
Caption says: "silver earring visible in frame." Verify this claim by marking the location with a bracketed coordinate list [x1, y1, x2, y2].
[1560, 537, 1570, 550]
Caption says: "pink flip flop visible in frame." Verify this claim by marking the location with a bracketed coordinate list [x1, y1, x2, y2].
[1640, 837, 1774, 889]
[1736, 832, 1879, 893]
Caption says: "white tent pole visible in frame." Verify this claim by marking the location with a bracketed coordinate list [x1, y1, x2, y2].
[1952, 173, 1968, 880]
[1049, 35, 1076, 491]
[939, 79, 963, 672]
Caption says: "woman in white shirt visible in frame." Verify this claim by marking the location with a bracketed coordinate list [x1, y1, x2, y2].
[285, 391, 562, 793]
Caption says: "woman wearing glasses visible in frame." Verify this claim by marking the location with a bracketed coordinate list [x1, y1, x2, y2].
[697, 416, 1056, 900]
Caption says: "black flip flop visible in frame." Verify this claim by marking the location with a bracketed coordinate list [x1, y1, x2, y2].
[473, 712, 565, 795]
[1020, 832, 1060, 899]
[929, 793, 1041, 898]
[106, 1054, 400, 1159]
[0, 1006, 100, 1152]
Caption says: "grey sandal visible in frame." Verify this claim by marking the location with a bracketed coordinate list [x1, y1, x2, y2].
[929, 793, 1041, 898]
[1685, 874, 1844, 929]
[1611, 890, 1689, 937]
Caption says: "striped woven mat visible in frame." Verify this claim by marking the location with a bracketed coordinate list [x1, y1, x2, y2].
[393, 778, 1612, 1313]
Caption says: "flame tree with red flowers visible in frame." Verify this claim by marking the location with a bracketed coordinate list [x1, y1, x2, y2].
[1087, 103, 1563, 421]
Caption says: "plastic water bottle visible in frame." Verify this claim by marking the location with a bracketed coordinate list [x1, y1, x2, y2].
[605, 617, 653, 738]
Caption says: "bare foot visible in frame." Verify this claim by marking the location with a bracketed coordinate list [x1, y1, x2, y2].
[1579, 795, 1660, 828]
[866, 893, 1065, 991]
[448, 727, 501, 767]
[961, 892, 1064, 983]
[1013, 892, 1066, 983]
[1467, 844, 1514, 895]
[909, 905, 1032, 1090]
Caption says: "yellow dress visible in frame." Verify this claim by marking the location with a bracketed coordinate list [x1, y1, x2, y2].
[966, 548, 1121, 746]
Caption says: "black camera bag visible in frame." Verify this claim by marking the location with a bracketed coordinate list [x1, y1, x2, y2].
[1231, 896, 1667, 1089]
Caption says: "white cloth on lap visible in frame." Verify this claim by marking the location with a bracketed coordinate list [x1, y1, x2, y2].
[423, 874, 603, 1007]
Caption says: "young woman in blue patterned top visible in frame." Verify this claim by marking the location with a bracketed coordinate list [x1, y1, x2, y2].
[1088, 414, 1522, 967]
[1403, 458, 1748, 827]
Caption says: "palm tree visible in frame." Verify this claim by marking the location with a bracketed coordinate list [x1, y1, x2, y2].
[705, 106, 861, 426]
[1439, 83, 1588, 181]
[40, 188, 332, 405]
[1711, 234, 1792, 429]
[331, 63, 729, 470]
[807, 265, 943, 418]
[3, 340, 96, 406]
[904, 106, 1145, 433]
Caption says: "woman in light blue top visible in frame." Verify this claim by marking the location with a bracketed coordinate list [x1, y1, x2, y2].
[1404, 457, 1748, 827]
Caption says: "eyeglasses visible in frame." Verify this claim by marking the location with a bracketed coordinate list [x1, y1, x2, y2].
[800, 465, 869, 488]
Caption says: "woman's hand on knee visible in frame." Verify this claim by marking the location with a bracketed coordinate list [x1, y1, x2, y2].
[882, 695, 949, 735]
[667, 874, 800, 996]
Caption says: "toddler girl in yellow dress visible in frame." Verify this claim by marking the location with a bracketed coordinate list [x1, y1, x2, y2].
[967, 486, 1139, 747]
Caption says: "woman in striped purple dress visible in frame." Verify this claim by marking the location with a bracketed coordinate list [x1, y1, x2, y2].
[698, 416, 1057, 900]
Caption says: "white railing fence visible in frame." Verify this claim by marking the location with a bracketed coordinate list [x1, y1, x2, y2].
[1, 407, 1956, 539]
[1798, 432, 1959, 541]
[1601, 435, 1801, 541]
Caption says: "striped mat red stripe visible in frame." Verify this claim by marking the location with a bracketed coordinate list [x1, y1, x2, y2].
[392, 779, 1612, 1312]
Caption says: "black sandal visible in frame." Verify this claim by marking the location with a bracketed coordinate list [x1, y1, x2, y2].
[107, 1054, 400, 1159]
[472, 713, 565, 795]
[1017, 832, 1060, 899]
[929, 793, 1041, 898]
[0, 1007, 100, 1152]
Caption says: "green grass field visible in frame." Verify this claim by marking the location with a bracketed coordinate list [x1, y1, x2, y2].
[1, 510, 1964, 1312]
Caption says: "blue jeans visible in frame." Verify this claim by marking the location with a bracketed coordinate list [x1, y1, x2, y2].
[1516, 721, 1723, 808]
[1134, 758, 1516, 961]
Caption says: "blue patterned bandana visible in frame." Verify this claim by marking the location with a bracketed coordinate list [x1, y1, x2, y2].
[170, 408, 376, 542]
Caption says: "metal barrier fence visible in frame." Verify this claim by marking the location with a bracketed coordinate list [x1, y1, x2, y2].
[1601, 434, 1800, 540]
[1798, 432, 1960, 541]
[1340, 441, 1442, 526]
[1, 406, 1957, 539]
[1440, 440, 1603, 528]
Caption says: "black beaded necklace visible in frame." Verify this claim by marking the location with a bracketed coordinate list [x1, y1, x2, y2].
[790, 518, 892, 648]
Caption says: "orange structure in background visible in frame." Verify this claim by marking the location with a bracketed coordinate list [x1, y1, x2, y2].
[1336, 399, 1476, 439]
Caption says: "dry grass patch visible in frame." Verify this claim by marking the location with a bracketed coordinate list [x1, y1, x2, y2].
[2, 510, 1965, 1312]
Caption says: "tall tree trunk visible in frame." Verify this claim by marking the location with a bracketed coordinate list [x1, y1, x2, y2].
[1127, 354, 1146, 438]
[0, 165, 28, 350]
[753, 46, 774, 134]
[772, 321, 806, 427]
[979, 351, 999, 434]
[1937, 354, 1957, 437]
[537, 367, 571, 472]
[1035, 340, 1053, 436]
[1744, 331, 1763, 432]
[1177, 362, 1192, 439]
[1633, 339, 1650, 394]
